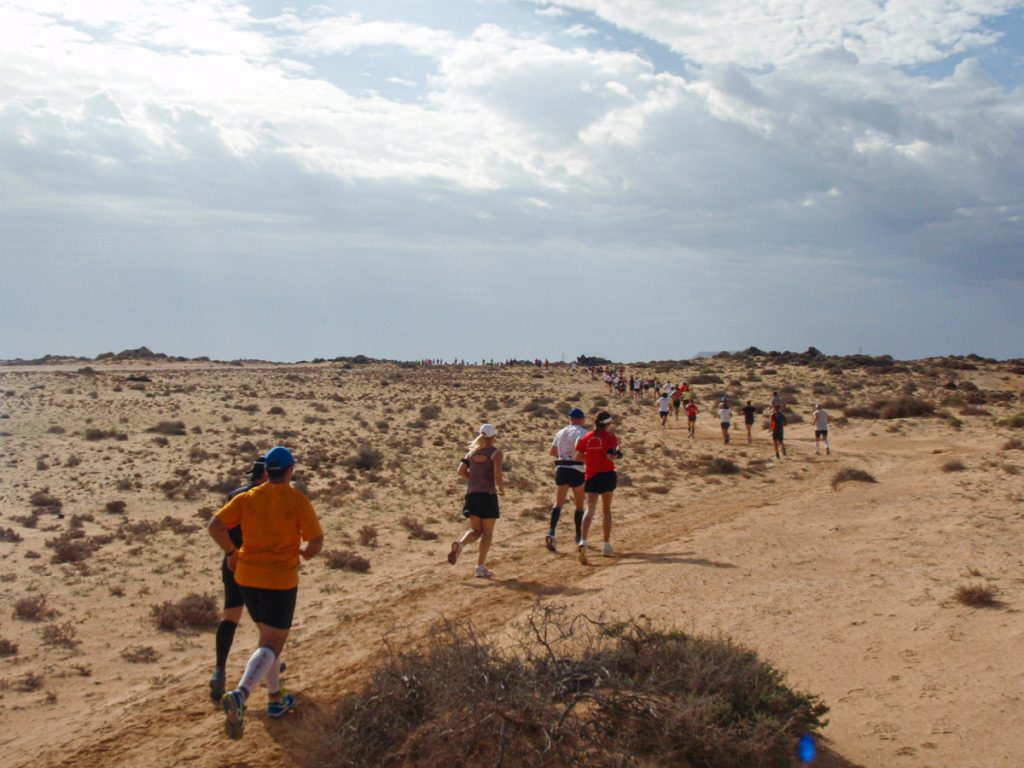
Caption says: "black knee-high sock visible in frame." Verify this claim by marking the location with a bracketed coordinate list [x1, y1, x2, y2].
[215, 620, 238, 669]
[574, 509, 584, 540]
[548, 506, 561, 532]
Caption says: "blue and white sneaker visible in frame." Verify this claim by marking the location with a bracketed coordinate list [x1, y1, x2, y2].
[221, 689, 246, 740]
[267, 691, 296, 719]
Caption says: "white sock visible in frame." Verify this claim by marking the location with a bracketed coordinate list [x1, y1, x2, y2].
[265, 656, 282, 695]
[238, 646, 276, 695]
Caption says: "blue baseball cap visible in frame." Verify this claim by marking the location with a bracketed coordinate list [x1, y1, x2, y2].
[264, 446, 295, 470]
[568, 407, 585, 419]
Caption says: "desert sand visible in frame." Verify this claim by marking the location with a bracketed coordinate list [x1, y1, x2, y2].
[1, 354, 1022, 767]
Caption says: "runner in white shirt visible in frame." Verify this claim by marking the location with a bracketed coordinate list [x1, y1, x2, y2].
[545, 408, 589, 550]
[656, 394, 671, 427]
[812, 405, 830, 455]
[717, 399, 732, 444]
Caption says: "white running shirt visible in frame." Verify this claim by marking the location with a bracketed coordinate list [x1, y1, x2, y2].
[551, 424, 588, 465]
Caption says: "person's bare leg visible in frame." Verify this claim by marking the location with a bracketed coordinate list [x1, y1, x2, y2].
[601, 492, 614, 543]
[477, 518, 496, 565]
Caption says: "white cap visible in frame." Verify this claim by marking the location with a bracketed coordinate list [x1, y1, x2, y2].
[479, 423, 497, 437]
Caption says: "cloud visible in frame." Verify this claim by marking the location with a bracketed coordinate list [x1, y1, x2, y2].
[1, 1, 1022, 359]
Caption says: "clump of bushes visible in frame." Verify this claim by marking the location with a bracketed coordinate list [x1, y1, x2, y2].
[357, 525, 379, 547]
[146, 420, 187, 436]
[29, 488, 63, 514]
[941, 459, 966, 473]
[399, 516, 438, 541]
[876, 396, 935, 420]
[151, 593, 219, 631]
[831, 467, 877, 490]
[308, 609, 827, 768]
[41, 621, 79, 649]
[13, 593, 53, 621]
[324, 549, 371, 573]
[955, 584, 999, 608]
[121, 645, 160, 663]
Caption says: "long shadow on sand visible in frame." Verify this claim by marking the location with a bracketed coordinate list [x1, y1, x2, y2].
[616, 551, 738, 569]
[461, 578, 599, 598]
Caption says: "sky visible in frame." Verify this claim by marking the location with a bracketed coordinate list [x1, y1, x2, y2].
[1, 0, 1022, 363]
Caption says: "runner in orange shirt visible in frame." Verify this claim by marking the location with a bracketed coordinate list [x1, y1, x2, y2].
[208, 446, 323, 740]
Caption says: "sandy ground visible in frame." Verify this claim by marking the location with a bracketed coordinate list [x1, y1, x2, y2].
[1, 357, 1022, 767]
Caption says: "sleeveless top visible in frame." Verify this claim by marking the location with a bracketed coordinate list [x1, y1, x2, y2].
[466, 446, 498, 494]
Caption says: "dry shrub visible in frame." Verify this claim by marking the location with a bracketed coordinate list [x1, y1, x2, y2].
[46, 531, 98, 564]
[706, 457, 741, 475]
[15, 672, 43, 693]
[955, 584, 999, 608]
[357, 525, 379, 547]
[1003, 437, 1024, 451]
[1003, 414, 1024, 429]
[30, 488, 63, 514]
[876, 396, 935, 420]
[0, 638, 18, 656]
[941, 459, 966, 473]
[1, 527, 23, 543]
[347, 443, 384, 471]
[842, 405, 879, 419]
[146, 420, 187, 436]
[105, 500, 127, 514]
[831, 468, 877, 490]
[307, 609, 827, 768]
[13, 594, 52, 621]
[419, 404, 442, 421]
[84, 427, 127, 441]
[160, 515, 200, 535]
[324, 549, 371, 573]
[121, 645, 160, 663]
[151, 593, 219, 631]
[399, 516, 439, 541]
[41, 621, 79, 648]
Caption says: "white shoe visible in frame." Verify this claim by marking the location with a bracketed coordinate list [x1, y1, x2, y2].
[577, 543, 588, 565]
[474, 564, 492, 578]
[602, 542, 613, 557]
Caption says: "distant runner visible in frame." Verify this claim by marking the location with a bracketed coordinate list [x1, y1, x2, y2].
[770, 405, 788, 459]
[717, 399, 731, 444]
[685, 400, 698, 439]
[813, 404, 831, 455]
[742, 400, 757, 444]
[656, 392, 672, 427]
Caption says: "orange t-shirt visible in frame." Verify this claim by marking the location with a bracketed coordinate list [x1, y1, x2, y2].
[216, 482, 323, 590]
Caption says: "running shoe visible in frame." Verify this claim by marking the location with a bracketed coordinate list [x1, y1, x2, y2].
[578, 544, 588, 565]
[447, 541, 462, 565]
[602, 542, 613, 557]
[267, 691, 296, 719]
[544, 533, 556, 552]
[209, 667, 226, 702]
[474, 564, 493, 578]
[221, 689, 246, 740]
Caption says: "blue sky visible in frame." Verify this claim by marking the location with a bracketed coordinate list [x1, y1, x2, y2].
[1, 0, 1022, 362]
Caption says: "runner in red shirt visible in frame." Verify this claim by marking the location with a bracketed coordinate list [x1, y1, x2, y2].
[574, 411, 622, 563]
[685, 401, 698, 439]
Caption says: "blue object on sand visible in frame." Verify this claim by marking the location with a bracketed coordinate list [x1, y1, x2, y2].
[799, 734, 817, 763]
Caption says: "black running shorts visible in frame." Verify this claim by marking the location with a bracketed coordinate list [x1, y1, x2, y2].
[554, 467, 585, 487]
[221, 561, 244, 610]
[584, 471, 617, 494]
[463, 492, 500, 520]
[239, 585, 298, 630]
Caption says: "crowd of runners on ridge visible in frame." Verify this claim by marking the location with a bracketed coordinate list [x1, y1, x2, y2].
[204, 361, 832, 741]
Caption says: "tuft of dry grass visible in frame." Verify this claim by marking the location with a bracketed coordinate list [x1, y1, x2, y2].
[146, 420, 187, 436]
[324, 549, 371, 573]
[41, 621, 80, 649]
[941, 459, 966, 472]
[831, 467, 877, 490]
[121, 645, 160, 663]
[0, 638, 19, 656]
[399, 516, 439, 541]
[955, 583, 999, 608]
[13, 593, 53, 621]
[357, 525, 379, 547]
[151, 593, 219, 631]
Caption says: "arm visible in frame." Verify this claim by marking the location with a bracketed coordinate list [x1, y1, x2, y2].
[549, 443, 559, 458]
[301, 535, 323, 560]
[457, 454, 470, 479]
[208, 516, 239, 570]
[492, 450, 505, 496]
